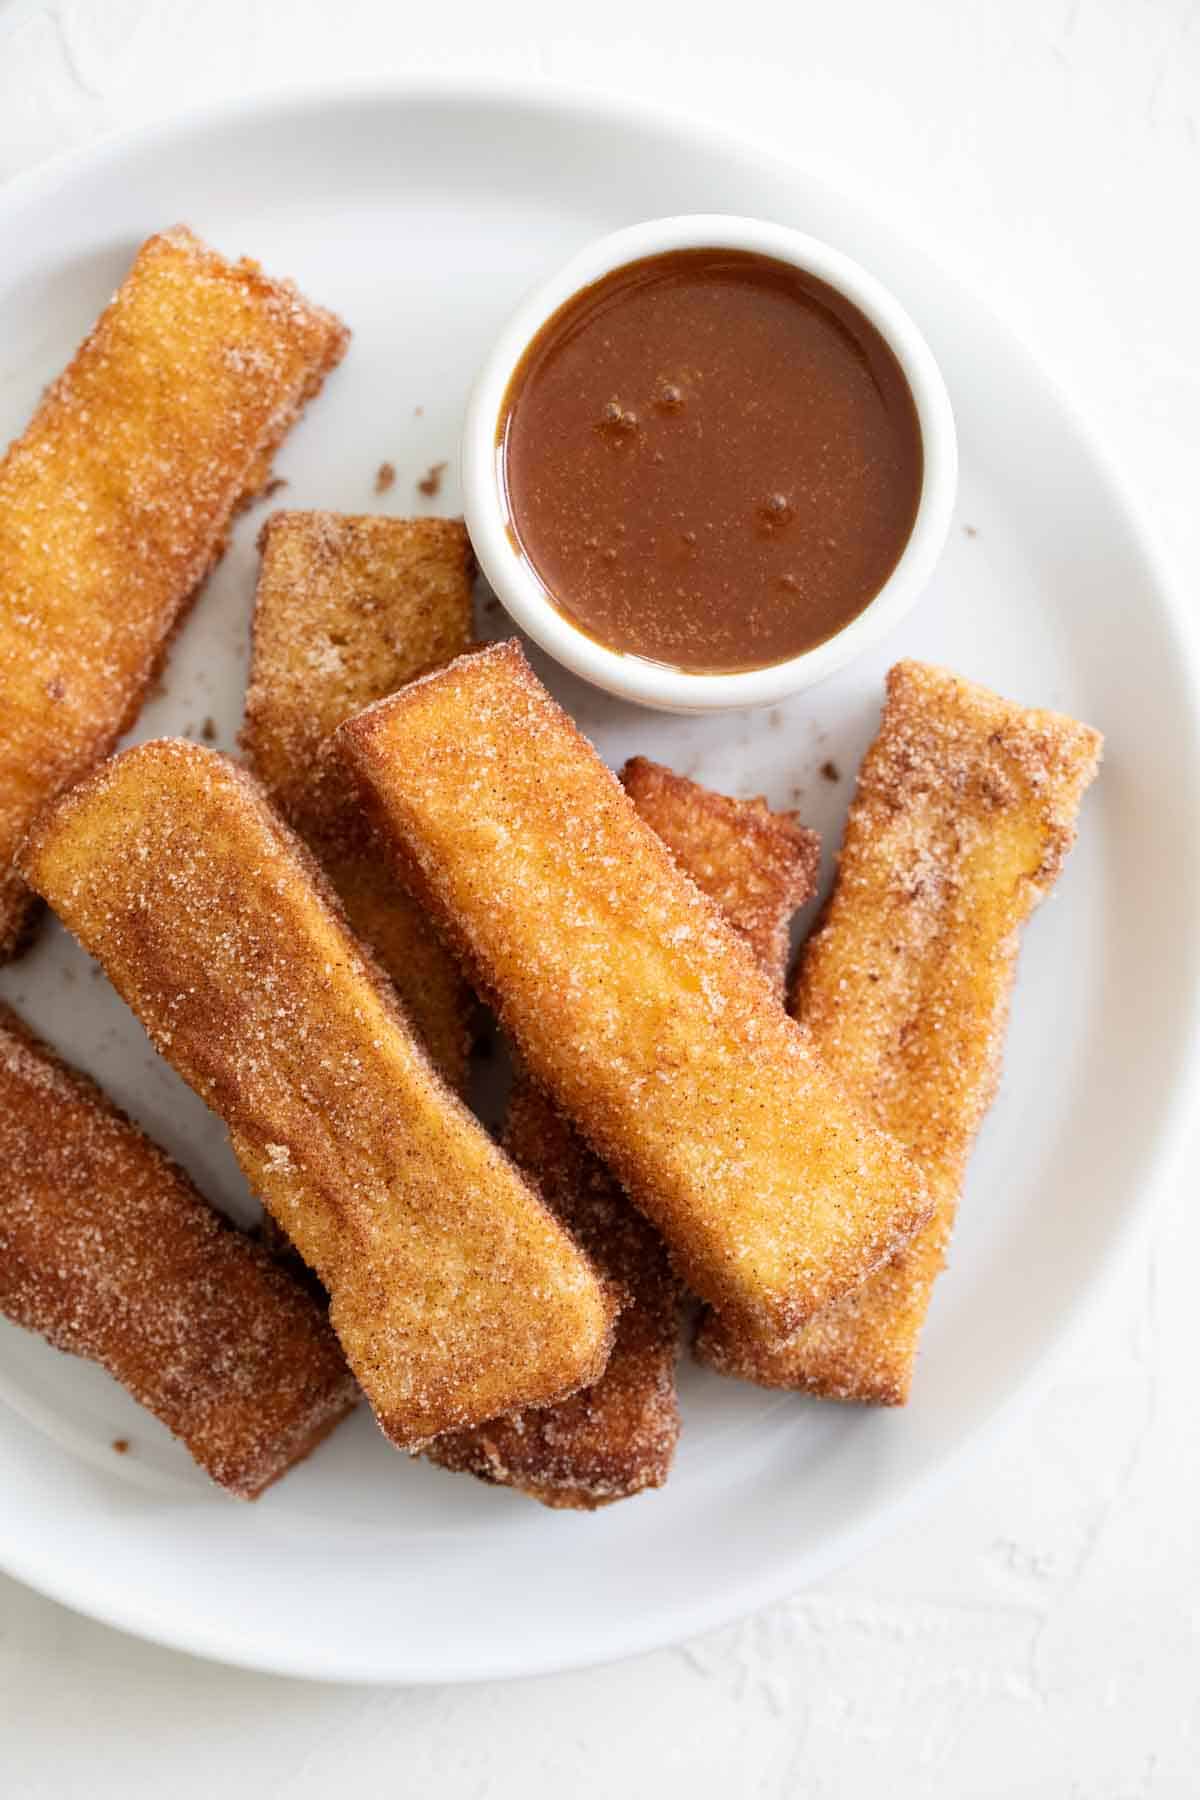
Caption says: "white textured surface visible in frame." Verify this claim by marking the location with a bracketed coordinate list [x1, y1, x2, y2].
[0, 2, 1198, 1792]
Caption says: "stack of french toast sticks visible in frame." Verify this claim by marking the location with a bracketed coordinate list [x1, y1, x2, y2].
[0, 230, 1102, 1507]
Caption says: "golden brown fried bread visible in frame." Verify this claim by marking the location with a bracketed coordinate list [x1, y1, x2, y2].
[621, 763, 820, 982]
[241, 513, 474, 841]
[241, 512, 475, 1086]
[336, 640, 931, 1340]
[317, 852, 473, 1090]
[427, 1080, 682, 1507]
[428, 765, 821, 1507]
[0, 226, 347, 962]
[19, 740, 616, 1449]
[0, 1001, 356, 1497]
[620, 757, 819, 996]
[696, 660, 1103, 1402]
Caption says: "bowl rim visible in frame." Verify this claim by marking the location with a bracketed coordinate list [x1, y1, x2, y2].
[460, 211, 959, 713]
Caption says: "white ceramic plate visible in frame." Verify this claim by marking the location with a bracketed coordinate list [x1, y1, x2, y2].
[0, 80, 1197, 1686]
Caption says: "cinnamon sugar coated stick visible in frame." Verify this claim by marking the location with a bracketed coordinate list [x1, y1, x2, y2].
[427, 1079, 682, 1507]
[336, 640, 931, 1339]
[620, 757, 819, 997]
[241, 512, 475, 1087]
[427, 762, 820, 1507]
[19, 740, 616, 1449]
[695, 660, 1103, 1402]
[0, 226, 348, 961]
[0, 1002, 356, 1497]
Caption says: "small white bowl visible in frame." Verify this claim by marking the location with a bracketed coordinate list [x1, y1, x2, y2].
[461, 215, 957, 714]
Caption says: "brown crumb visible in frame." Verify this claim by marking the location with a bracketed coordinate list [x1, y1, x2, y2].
[112, 1438, 130, 1455]
[820, 759, 841, 782]
[964, 524, 978, 538]
[418, 461, 447, 499]
[483, 595, 501, 614]
[374, 461, 396, 495]
[201, 717, 217, 743]
[261, 478, 288, 502]
[414, 405, 424, 417]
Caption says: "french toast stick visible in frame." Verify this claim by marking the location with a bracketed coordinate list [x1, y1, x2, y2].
[620, 757, 820, 997]
[695, 661, 1103, 1402]
[427, 1079, 682, 1508]
[336, 640, 931, 1340]
[241, 512, 475, 1087]
[0, 1001, 356, 1497]
[427, 764, 819, 1507]
[19, 740, 616, 1449]
[0, 226, 347, 961]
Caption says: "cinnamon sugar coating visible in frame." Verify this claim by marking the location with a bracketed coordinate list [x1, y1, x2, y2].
[0, 1002, 357, 1497]
[695, 660, 1103, 1402]
[427, 1080, 682, 1507]
[241, 511, 475, 1087]
[19, 740, 616, 1449]
[621, 763, 819, 984]
[0, 226, 348, 961]
[336, 640, 931, 1340]
[620, 758, 819, 998]
[428, 762, 820, 1507]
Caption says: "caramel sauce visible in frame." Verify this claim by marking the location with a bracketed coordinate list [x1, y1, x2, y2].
[499, 249, 923, 674]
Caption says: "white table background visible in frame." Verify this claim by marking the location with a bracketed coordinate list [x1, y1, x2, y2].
[1, 2, 1197, 1793]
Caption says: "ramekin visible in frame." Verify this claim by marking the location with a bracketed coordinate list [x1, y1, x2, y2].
[460, 214, 957, 714]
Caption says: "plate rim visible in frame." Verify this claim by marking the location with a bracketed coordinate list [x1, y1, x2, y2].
[2, 72, 1199, 1684]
